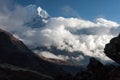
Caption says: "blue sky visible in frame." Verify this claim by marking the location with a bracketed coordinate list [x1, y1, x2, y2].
[9, 0, 120, 22]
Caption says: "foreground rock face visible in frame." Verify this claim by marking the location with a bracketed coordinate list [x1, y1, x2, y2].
[104, 34, 120, 64]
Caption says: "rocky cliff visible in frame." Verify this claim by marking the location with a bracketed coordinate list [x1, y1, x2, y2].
[104, 34, 120, 64]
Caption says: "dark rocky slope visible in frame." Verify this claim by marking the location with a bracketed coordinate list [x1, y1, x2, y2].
[74, 57, 120, 80]
[0, 29, 64, 78]
[39, 56, 83, 75]
[0, 63, 53, 80]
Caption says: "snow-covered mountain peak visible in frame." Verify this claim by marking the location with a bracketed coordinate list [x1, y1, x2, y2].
[25, 5, 49, 18]
[25, 5, 50, 28]
[37, 7, 49, 19]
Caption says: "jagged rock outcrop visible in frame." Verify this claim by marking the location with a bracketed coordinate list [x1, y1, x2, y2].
[74, 58, 105, 80]
[0, 29, 64, 78]
[74, 57, 120, 80]
[104, 34, 120, 64]
[87, 57, 104, 72]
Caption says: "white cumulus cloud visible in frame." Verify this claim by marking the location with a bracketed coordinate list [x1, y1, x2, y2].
[0, 4, 120, 65]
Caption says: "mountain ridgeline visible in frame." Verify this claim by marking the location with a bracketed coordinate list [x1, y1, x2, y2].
[0, 29, 66, 80]
[25, 6, 50, 28]
[0, 28, 120, 80]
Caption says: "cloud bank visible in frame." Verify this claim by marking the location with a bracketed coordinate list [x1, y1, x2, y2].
[0, 4, 120, 65]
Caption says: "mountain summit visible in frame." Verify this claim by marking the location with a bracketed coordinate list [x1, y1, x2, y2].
[25, 5, 49, 28]
[37, 7, 49, 19]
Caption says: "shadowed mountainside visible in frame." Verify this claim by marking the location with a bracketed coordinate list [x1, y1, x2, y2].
[0, 29, 65, 79]
[0, 63, 53, 80]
